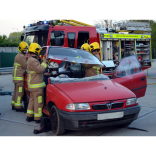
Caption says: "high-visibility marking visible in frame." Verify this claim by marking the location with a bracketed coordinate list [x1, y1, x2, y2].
[41, 62, 47, 68]
[38, 96, 42, 103]
[34, 108, 42, 117]
[27, 109, 34, 114]
[15, 96, 22, 107]
[11, 100, 15, 104]
[102, 34, 151, 39]
[13, 77, 24, 81]
[28, 82, 46, 88]
[93, 66, 100, 75]
[19, 87, 22, 93]
[27, 71, 36, 74]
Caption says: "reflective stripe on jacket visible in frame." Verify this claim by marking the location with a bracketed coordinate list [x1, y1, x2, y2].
[27, 56, 47, 92]
[12, 53, 27, 83]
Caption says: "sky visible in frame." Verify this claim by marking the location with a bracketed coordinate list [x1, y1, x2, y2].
[0, 0, 155, 37]
[0, 19, 96, 37]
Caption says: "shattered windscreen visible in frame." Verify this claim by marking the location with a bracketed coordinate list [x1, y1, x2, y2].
[47, 47, 104, 67]
[50, 74, 109, 84]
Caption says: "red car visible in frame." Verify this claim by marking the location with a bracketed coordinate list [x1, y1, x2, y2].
[24, 46, 147, 135]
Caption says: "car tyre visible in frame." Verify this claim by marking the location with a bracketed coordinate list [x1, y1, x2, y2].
[50, 105, 66, 135]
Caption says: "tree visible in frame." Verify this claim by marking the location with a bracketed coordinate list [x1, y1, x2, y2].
[0, 34, 19, 47]
[93, 20, 114, 28]
[8, 32, 22, 43]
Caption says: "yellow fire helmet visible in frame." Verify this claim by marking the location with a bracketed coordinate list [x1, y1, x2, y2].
[89, 42, 100, 52]
[18, 41, 29, 52]
[81, 43, 90, 52]
[29, 43, 42, 55]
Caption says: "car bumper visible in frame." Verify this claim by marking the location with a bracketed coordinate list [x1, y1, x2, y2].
[58, 105, 141, 130]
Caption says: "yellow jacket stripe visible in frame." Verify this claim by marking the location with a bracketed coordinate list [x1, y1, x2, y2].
[13, 77, 24, 80]
[27, 71, 36, 74]
[27, 109, 34, 114]
[93, 66, 100, 75]
[34, 108, 42, 117]
[41, 62, 47, 68]
[28, 82, 46, 88]
[11, 100, 15, 104]
[13, 62, 23, 80]
[14, 63, 21, 66]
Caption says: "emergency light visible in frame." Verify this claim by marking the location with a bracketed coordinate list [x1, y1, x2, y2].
[26, 20, 55, 28]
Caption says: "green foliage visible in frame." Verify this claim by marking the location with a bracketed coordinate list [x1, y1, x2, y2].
[0, 32, 21, 47]
[54, 20, 61, 25]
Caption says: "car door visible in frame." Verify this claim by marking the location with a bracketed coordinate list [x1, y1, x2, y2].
[112, 55, 147, 98]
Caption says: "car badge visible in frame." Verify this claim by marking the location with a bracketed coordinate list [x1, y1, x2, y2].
[106, 103, 112, 110]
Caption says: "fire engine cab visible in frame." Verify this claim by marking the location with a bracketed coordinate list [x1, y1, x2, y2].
[21, 20, 101, 64]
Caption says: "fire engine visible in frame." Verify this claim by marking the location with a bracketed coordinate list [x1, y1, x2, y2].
[21, 20, 152, 72]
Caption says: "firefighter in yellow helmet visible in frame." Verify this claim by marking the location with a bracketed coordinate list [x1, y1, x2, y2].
[81, 42, 101, 77]
[26, 43, 49, 123]
[81, 43, 90, 52]
[11, 41, 28, 112]
[89, 42, 100, 60]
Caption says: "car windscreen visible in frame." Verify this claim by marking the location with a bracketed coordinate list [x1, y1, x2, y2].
[47, 47, 104, 67]
[50, 74, 109, 84]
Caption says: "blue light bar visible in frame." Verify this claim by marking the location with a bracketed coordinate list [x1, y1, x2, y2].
[28, 24, 31, 26]
[44, 21, 48, 24]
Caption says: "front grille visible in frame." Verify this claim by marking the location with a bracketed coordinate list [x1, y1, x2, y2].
[92, 102, 124, 110]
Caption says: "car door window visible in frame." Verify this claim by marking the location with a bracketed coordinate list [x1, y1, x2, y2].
[113, 55, 141, 78]
[112, 55, 146, 98]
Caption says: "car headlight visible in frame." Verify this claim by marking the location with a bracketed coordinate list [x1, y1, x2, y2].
[126, 98, 138, 106]
[66, 103, 91, 110]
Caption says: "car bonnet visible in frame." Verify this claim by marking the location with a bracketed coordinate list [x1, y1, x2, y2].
[52, 79, 135, 103]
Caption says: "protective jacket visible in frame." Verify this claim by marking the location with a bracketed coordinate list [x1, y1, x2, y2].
[83, 53, 100, 77]
[83, 64, 100, 77]
[12, 53, 27, 83]
[27, 56, 48, 92]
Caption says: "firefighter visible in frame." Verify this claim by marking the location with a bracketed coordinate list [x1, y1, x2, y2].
[26, 43, 49, 123]
[89, 42, 101, 60]
[81, 42, 101, 77]
[11, 41, 28, 112]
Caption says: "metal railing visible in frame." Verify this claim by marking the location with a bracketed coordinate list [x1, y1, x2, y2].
[0, 67, 13, 74]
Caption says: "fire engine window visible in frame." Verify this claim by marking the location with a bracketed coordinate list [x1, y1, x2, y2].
[24, 31, 48, 46]
[77, 31, 89, 49]
[50, 31, 64, 46]
[67, 33, 76, 48]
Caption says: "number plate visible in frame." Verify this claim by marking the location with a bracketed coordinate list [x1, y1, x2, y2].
[97, 112, 124, 120]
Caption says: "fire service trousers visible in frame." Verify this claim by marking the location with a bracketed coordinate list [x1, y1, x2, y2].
[26, 88, 44, 121]
[11, 82, 24, 109]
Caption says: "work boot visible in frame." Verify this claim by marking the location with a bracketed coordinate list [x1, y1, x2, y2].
[35, 120, 41, 124]
[12, 106, 15, 110]
[26, 117, 34, 122]
[16, 107, 24, 112]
